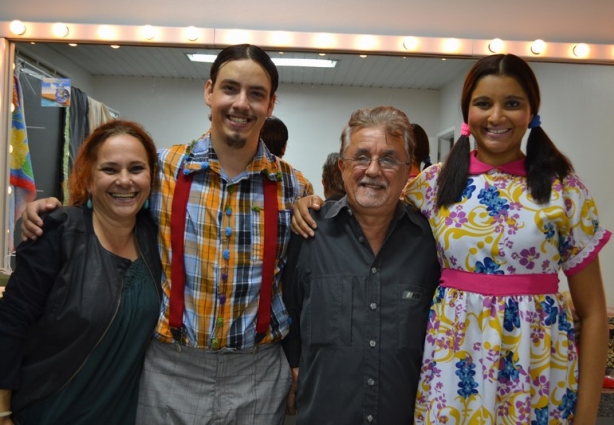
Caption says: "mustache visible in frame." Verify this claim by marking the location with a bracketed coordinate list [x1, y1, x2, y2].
[359, 178, 388, 188]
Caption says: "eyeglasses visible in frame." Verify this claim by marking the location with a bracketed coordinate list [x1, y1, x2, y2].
[343, 155, 410, 171]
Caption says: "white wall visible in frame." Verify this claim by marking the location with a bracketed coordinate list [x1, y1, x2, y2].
[438, 62, 614, 303]
[92, 76, 441, 198]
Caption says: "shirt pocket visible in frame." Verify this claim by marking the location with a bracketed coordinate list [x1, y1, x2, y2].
[304, 275, 353, 347]
[396, 284, 430, 352]
[277, 208, 292, 256]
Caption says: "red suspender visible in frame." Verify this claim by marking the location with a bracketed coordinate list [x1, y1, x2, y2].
[256, 178, 279, 338]
[169, 170, 193, 343]
[169, 169, 278, 346]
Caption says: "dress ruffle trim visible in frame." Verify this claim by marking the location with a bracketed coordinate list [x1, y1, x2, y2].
[563, 227, 612, 276]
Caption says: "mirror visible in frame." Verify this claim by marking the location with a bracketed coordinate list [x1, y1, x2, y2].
[5, 40, 614, 305]
[12, 40, 476, 194]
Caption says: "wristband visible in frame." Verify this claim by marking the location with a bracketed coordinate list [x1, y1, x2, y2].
[0, 411, 11, 418]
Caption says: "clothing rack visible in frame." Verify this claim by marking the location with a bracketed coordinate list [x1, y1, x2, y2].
[15, 54, 120, 118]
[16, 54, 66, 80]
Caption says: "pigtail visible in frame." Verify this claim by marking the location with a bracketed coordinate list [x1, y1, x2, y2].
[422, 155, 433, 170]
[436, 134, 471, 208]
[525, 125, 574, 203]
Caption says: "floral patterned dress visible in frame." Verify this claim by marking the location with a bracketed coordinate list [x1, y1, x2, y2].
[404, 151, 611, 425]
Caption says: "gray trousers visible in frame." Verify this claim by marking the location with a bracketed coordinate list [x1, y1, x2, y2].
[136, 338, 292, 425]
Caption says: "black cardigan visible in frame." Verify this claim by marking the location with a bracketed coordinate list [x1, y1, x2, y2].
[0, 206, 161, 411]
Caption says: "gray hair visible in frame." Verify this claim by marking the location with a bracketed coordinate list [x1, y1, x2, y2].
[339, 106, 414, 163]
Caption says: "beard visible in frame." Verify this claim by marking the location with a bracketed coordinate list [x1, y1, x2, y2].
[354, 190, 388, 208]
[224, 132, 248, 149]
[352, 179, 389, 208]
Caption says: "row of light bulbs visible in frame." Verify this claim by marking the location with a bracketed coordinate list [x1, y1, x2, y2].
[3, 20, 610, 61]
[9, 20, 201, 42]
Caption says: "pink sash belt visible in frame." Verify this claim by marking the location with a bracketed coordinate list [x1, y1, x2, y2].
[440, 269, 559, 296]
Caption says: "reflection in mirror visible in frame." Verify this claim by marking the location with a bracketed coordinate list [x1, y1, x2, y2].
[12, 41, 476, 204]
[7, 41, 614, 307]
[17, 42, 475, 88]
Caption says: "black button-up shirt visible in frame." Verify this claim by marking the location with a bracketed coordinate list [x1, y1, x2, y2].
[282, 198, 440, 424]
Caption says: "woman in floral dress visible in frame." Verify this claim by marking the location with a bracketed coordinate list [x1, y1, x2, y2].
[406, 54, 610, 424]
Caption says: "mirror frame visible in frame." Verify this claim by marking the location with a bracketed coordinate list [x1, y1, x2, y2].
[1, 21, 614, 270]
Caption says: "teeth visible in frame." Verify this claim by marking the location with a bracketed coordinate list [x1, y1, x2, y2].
[229, 116, 248, 124]
[488, 128, 508, 134]
[112, 193, 136, 198]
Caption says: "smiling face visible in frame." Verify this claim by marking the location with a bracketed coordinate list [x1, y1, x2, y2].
[205, 59, 276, 151]
[468, 75, 533, 165]
[341, 126, 410, 217]
[87, 134, 151, 225]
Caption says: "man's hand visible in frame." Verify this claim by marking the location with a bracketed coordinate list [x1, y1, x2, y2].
[291, 195, 324, 238]
[0, 415, 14, 425]
[0, 389, 14, 425]
[285, 367, 299, 415]
[571, 305, 581, 344]
[0, 416, 14, 425]
[21, 197, 62, 240]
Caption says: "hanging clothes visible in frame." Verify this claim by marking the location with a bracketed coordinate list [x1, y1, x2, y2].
[88, 96, 114, 130]
[9, 75, 36, 252]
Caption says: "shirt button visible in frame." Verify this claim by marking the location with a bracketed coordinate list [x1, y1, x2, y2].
[367, 378, 375, 386]
[358, 236, 365, 243]
[369, 340, 376, 348]
[371, 267, 377, 274]
[370, 303, 377, 310]
[367, 415, 374, 422]
[211, 338, 220, 350]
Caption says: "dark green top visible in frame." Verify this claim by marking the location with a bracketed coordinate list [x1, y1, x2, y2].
[15, 256, 158, 425]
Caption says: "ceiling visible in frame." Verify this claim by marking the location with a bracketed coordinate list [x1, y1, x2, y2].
[15, 43, 476, 90]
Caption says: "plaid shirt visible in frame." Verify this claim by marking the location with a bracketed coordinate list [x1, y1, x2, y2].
[151, 135, 313, 349]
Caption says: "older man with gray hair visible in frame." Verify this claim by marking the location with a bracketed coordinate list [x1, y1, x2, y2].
[282, 106, 440, 424]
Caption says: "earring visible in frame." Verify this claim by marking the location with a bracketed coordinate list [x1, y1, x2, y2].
[143, 199, 150, 210]
[86, 198, 93, 209]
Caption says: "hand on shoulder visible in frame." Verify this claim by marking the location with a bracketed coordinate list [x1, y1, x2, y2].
[21, 197, 62, 240]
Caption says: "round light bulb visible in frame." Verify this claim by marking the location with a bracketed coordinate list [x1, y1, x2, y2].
[186, 26, 199, 41]
[489, 38, 504, 53]
[573, 43, 589, 58]
[142, 25, 156, 40]
[97, 25, 114, 39]
[9, 20, 26, 36]
[52, 23, 69, 38]
[403, 36, 418, 51]
[443, 38, 460, 53]
[531, 39, 545, 55]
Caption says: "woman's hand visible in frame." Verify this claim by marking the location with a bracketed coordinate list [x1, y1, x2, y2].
[291, 195, 324, 238]
[285, 367, 299, 415]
